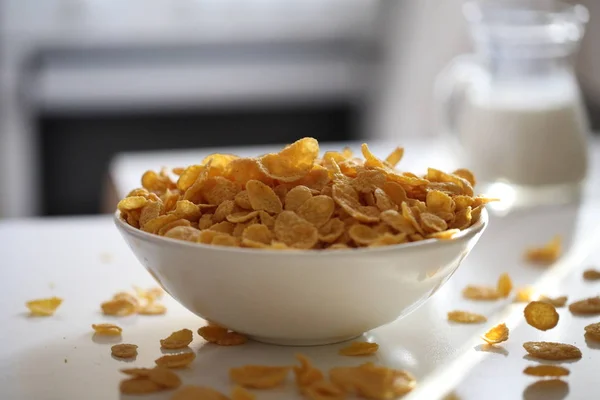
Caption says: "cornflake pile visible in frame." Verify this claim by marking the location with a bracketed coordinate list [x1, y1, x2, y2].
[118, 138, 492, 250]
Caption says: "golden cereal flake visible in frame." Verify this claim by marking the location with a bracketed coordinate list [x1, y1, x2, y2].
[538, 295, 568, 308]
[568, 296, 600, 315]
[496, 273, 513, 298]
[462, 285, 500, 301]
[148, 367, 182, 389]
[119, 378, 161, 394]
[138, 302, 167, 315]
[583, 269, 600, 281]
[154, 352, 196, 368]
[231, 386, 256, 400]
[514, 287, 535, 303]
[338, 341, 379, 356]
[229, 365, 291, 389]
[482, 323, 509, 345]
[523, 341, 582, 360]
[92, 323, 122, 336]
[26, 297, 63, 316]
[293, 354, 324, 392]
[171, 386, 229, 400]
[523, 365, 570, 377]
[111, 344, 138, 359]
[524, 235, 562, 264]
[160, 329, 193, 349]
[584, 322, 600, 341]
[304, 380, 345, 400]
[524, 301, 559, 331]
[447, 310, 487, 324]
[198, 325, 247, 346]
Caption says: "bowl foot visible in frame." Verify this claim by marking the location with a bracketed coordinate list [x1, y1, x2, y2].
[248, 334, 361, 346]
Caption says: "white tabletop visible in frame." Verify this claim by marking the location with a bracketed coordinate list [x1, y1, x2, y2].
[3, 139, 600, 400]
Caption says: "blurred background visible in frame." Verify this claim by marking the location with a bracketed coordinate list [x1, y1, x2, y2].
[1, 0, 599, 218]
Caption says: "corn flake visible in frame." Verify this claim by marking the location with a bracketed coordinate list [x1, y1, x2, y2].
[119, 378, 161, 394]
[584, 322, 600, 341]
[296, 195, 335, 228]
[246, 180, 283, 214]
[274, 211, 318, 249]
[304, 380, 345, 400]
[482, 323, 509, 345]
[339, 341, 379, 356]
[229, 365, 291, 389]
[26, 297, 63, 316]
[447, 310, 487, 324]
[198, 325, 247, 346]
[293, 354, 324, 392]
[284, 185, 313, 211]
[111, 343, 138, 358]
[497, 273, 513, 298]
[92, 323, 122, 336]
[330, 362, 416, 399]
[523, 365, 569, 377]
[101, 298, 137, 317]
[525, 236, 562, 264]
[539, 295, 568, 308]
[462, 285, 500, 301]
[138, 302, 167, 315]
[568, 296, 600, 315]
[231, 386, 256, 400]
[148, 367, 182, 389]
[514, 287, 535, 303]
[523, 341, 582, 360]
[160, 329, 193, 349]
[583, 269, 600, 281]
[524, 301, 559, 331]
[155, 352, 196, 368]
[172, 386, 229, 400]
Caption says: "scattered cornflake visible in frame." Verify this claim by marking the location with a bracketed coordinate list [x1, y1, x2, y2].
[523, 365, 570, 377]
[119, 378, 161, 394]
[171, 385, 229, 400]
[482, 323, 509, 345]
[120, 368, 152, 377]
[568, 296, 600, 315]
[92, 323, 122, 336]
[523, 341, 582, 360]
[339, 341, 379, 356]
[514, 287, 535, 303]
[155, 352, 196, 368]
[293, 354, 324, 393]
[462, 285, 499, 301]
[138, 302, 167, 315]
[496, 273, 513, 298]
[111, 343, 138, 359]
[231, 386, 256, 400]
[583, 269, 600, 281]
[133, 286, 164, 302]
[160, 329, 193, 349]
[304, 380, 345, 400]
[26, 297, 63, 316]
[524, 301, 559, 331]
[524, 235, 561, 264]
[584, 322, 600, 341]
[329, 362, 416, 398]
[198, 325, 247, 346]
[148, 367, 182, 389]
[538, 295, 568, 308]
[101, 298, 136, 317]
[229, 365, 291, 389]
[447, 310, 487, 324]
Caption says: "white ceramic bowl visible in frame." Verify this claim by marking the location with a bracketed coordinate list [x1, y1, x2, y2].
[115, 209, 488, 346]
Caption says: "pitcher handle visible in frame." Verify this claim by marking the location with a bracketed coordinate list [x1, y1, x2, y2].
[434, 55, 484, 143]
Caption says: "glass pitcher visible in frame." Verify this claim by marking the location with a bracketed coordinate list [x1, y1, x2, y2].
[435, 0, 590, 209]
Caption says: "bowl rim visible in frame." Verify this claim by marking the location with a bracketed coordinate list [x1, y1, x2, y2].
[114, 207, 488, 257]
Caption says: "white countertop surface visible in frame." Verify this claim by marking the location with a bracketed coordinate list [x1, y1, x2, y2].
[3, 140, 600, 399]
